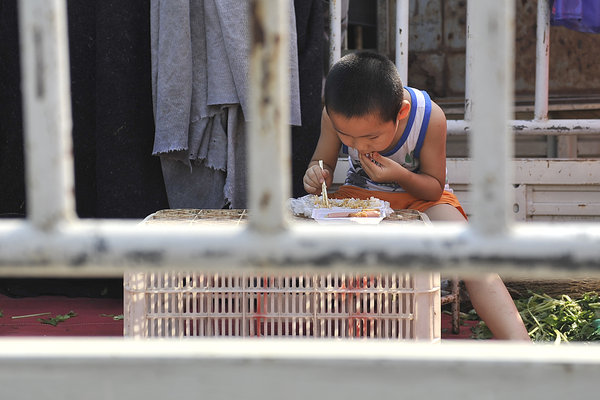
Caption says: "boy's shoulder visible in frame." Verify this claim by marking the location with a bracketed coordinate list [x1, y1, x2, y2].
[403, 86, 434, 107]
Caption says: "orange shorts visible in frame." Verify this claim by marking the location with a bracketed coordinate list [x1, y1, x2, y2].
[330, 185, 468, 220]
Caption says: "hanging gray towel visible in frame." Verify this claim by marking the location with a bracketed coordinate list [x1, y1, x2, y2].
[160, 105, 246, 209]
[150, 0, 301, 209]
[151, 0, 301, 160]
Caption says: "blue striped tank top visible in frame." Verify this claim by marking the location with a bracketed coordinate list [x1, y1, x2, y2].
[343, 87, 450, 193]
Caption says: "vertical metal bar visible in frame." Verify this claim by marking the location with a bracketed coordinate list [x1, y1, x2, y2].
[469, 0, 515, 235]
[329, 0, 342, 68]
[377, 0, 390, 58]
[534, 0, 550, 121]
[450, 277, 460, 334]
[18, 0, 75, 229]
[535, 0, 557, 157]
[464, 1, 474, 120]
[395, 0, 409, 84]
[248, 0, 290, 232]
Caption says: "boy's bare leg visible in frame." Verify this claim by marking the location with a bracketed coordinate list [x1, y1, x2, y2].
[424, 204, 531, 341]
[423, 203, 466, 222]
[463, 275, 530, 340]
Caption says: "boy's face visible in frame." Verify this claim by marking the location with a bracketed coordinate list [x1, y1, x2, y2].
[327, 109, 400, 155]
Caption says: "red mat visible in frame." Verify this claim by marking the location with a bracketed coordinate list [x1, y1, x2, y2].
[441, 312, 478, 340]
[0, 295, 123, 336]
[0, 294, 475, 339]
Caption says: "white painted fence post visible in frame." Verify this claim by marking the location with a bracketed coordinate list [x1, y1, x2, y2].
[329, 0, 342, 68]
[464, 1, 474, 120]
[18, 0, 75, 229]
[534, 0, 550, 121]
[468, 0, 515, 235]
[395, 0, 409, 84]
[248, 0, 291, 233]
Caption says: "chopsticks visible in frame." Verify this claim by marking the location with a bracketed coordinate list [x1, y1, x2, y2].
[319, 160, 330, 208]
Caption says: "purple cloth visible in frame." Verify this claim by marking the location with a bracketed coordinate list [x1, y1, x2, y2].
[552, 0, 600, 33]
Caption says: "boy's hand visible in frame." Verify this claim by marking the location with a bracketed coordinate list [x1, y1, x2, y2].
[303, 164, 330, 195]
[359, 152, 405, 184]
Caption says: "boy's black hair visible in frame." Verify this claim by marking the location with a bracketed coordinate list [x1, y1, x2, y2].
[324, 51, 404, 123]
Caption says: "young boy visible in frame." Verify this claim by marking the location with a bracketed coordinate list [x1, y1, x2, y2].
[303, 51, 530, 341]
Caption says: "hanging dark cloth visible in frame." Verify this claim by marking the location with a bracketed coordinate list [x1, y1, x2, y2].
[291, 0, 324, 198]
[0, 0, 26, 218]
[0, 0, 169, 219]
[94, 0, 169, 218]
[0, 0, 165, 297]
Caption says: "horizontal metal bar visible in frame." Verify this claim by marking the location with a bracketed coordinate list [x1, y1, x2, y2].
[446, 159, 600, 186]
[440, 294, 458, 305]
[1, 339, 600, 400]
[447, 119, 600, 135]
[444, 102, 600, 116]
[0, 221, 598, 277]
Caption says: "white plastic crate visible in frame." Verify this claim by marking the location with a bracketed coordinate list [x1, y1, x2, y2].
[124, 271, 441, 341]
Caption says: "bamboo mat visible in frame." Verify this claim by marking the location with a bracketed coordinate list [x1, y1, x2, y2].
[142, 208, 429, 225]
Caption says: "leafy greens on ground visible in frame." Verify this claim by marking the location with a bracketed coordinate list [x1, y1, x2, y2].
[471, 291, 600, 342]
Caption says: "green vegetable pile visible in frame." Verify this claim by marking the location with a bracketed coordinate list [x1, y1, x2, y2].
[100, 313, 124, 321]
[471, 291, 600, 342]
[38, 311, 77, 327]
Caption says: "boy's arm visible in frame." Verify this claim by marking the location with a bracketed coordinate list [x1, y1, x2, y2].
[362, 101, 447, 201]
[303, 109, 342, 194]
[408, 101, 448, 200]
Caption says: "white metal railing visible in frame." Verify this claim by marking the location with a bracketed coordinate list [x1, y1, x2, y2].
[2, 339, 600, 399]
[460, 0, 600, 137]
[2, 0, 599, 276]
[1, 0, 600, 398]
